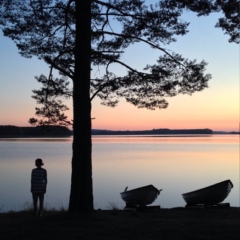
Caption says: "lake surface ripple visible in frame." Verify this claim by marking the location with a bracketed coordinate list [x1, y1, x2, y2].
[0, 135, 239, 212]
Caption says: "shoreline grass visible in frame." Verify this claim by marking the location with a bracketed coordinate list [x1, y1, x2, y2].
[0, 207, 239, 240]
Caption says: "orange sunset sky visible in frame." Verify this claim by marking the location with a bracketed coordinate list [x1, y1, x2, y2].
[0, 12, 239, 132]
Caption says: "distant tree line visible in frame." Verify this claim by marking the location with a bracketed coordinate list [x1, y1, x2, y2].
[0, 125, 72, 137]
[2, 126, 238, 137]
[91, 128, 214, 135]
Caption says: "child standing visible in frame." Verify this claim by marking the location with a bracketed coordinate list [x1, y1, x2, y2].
[31, 158, 47, 216]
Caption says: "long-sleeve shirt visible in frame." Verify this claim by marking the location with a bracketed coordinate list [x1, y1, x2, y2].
[31, 168, 47, 193]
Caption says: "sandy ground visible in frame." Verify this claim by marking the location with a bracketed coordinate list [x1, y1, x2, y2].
[0, 208, 240, 240]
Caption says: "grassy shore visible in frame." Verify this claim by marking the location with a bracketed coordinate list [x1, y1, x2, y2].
[0, 208, 240, 240]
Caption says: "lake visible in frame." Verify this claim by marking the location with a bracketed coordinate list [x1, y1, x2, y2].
[0, 135, 239, 212]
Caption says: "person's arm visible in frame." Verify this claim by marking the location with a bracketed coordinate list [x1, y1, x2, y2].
[44, 170, 47, 193]
[30, 170, 33, 192]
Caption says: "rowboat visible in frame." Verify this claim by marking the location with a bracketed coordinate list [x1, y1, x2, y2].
[182, 179, 233, 206]
[120, 185, 162, 206]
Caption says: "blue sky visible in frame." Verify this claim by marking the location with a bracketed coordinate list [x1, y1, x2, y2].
[0, 11, 239, 131]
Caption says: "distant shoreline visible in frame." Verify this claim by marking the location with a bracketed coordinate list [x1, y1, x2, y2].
[0, 125, 72, 138]
[0, 125, 239, 137]
[92, 128, 214, 135]
[91, 128, 239, 135]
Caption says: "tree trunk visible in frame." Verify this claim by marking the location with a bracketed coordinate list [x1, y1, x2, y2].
[68, 1, 93, 213]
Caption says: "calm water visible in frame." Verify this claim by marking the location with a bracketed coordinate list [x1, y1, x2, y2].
[0, 135, 239, 212]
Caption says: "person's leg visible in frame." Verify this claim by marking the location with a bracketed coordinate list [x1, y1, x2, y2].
[38, 193, 44, 216]
[32, 193, 38, 216]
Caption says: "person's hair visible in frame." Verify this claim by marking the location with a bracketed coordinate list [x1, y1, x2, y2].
[35, 158, 43, 166]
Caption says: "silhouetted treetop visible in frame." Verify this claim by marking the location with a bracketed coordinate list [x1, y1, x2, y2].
[1, 1, 237, 123]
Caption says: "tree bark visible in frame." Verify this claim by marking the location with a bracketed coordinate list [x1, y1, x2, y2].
[68, 1, 93, 213]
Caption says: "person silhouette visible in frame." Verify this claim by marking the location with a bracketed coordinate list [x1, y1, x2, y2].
[31, 158, 47, 216]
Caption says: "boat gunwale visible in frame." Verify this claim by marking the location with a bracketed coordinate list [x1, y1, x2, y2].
[182, 179, 233, 197]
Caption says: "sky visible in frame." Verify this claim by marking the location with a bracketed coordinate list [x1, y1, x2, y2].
[0, 11, 239, 132]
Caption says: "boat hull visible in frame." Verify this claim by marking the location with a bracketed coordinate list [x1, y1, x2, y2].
[120, 185, 161, 206]
[182, 180, 233, 206]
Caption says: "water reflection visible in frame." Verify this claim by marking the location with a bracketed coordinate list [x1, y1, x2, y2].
[0, 135, 239, 212]
[92, 136, 239, 209]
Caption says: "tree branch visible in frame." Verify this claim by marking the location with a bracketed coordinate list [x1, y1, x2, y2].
[95, 30, 186, 68]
